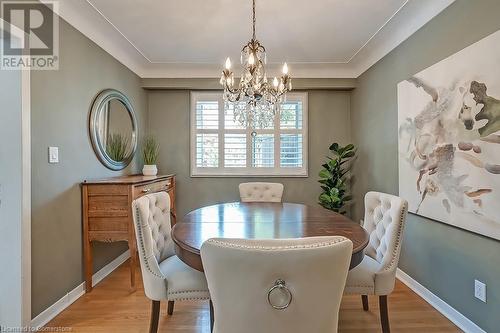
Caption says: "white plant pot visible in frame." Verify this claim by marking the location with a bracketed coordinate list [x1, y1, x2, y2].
[142, 164, 158, 176]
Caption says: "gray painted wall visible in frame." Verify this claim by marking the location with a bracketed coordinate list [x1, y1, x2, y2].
[350, 0, 500, 331]
[30, 19, 147, 317]
[148, 90, 351, 217]
[0, 39, 23, 326]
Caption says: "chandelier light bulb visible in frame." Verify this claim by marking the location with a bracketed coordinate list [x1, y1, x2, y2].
[273, 77, 279, 88]
[282, 62, 288, 75]
[225, 57, 232, 70]
[248, 53, 255, 65]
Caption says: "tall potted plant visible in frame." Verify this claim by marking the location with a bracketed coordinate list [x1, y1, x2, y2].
[142, 136, 159, 176]
[318, 142, 356, 214]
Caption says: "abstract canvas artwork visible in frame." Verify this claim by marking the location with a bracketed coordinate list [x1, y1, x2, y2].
[398, 30, 500, 240]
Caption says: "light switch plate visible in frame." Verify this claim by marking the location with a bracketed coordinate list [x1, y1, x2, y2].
[48, 146, 59, 163]
[474, 279, 486, 303]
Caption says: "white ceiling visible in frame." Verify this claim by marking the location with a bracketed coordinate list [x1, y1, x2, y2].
[53, 0, 456, 78]
[89, 0, 408, 64]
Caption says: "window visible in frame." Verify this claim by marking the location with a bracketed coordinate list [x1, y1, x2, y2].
[191, 92, 308, 177]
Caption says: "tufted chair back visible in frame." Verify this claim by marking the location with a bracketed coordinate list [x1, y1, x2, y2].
[363, 191, 408, 269]
[201, 236, 353, 333]
[132, 192, 175, 300]
[239, 182, 284, 202]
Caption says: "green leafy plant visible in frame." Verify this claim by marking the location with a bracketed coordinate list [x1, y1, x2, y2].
[143, 136, 159, 165]
[106, 133, 129, 161]
[318, 142, 356, 214]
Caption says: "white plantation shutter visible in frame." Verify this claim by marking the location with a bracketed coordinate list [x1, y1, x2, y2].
[252, 134, 274, 167]
[280, 134, 303, 167]
[280, 101, 303, 129]
[196, 101, 218, 129]
[224, 134, 246, 167]
[196, 133, 218, 167]
[191, 92, 307, 176]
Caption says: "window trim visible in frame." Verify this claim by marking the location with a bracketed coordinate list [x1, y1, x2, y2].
[190, 91, 308, 177]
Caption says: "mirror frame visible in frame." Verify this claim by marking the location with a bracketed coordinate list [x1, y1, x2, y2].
[89, 89, 138, 171]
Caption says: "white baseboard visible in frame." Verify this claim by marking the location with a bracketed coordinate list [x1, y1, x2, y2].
[396, 268, 486, 333]
[31, 250, 130, 329]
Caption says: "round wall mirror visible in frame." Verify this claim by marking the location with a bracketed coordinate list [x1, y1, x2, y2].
[89, 89, 138, 171]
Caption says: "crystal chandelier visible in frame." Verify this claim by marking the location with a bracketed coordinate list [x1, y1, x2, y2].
[220, 0, 292, 130]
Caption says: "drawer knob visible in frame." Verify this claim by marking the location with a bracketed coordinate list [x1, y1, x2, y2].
[142, 188, 151, 193]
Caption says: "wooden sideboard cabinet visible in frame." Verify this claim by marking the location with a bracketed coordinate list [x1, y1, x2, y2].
[81, 174, 176, 292]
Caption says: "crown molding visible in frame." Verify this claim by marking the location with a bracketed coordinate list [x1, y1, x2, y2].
[52, 0, 455, 79]
[47, 0, 147, 75]
[140, 62, 358, 79]
[350, 0, 455, 77]
[141, 78, 356, 90]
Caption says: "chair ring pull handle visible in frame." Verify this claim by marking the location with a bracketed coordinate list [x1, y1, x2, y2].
[267, 279, 292, 310]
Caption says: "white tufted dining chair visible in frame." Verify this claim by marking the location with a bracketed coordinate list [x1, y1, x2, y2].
[132, 192, 210, 333]
[344, 191, 408, 333]
[238, 182, 284, 202]
[201, 236, 353, 333]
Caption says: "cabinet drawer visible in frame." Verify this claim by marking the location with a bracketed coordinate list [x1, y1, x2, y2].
[88, 195, 129, 217]
[89, 217, 129, 232]
[87, 184, 127, 196]
[134, 180, 171, 198]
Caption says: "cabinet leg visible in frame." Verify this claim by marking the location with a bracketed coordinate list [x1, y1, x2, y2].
[84, 238, 93, 293]
[129, 244, 137, 292]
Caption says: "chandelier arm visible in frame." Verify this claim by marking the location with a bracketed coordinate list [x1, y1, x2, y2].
[224, 84, 241, 95]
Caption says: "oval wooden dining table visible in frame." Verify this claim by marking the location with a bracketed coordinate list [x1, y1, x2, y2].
[172, 202, 369, 271]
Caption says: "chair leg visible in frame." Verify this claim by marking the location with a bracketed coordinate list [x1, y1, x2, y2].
[167, 300, 175, 315]
[361, 295, 369, 311]
[149, 300, 161, 333]
[379, 295, 390, 333]
[209, 300, 214, 332]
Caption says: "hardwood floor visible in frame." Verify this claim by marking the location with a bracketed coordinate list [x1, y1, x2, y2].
[47, 260, 461, 332]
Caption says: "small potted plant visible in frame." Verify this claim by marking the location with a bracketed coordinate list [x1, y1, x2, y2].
[106, 133, 129, 162]
[142, 136, 159, 176]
